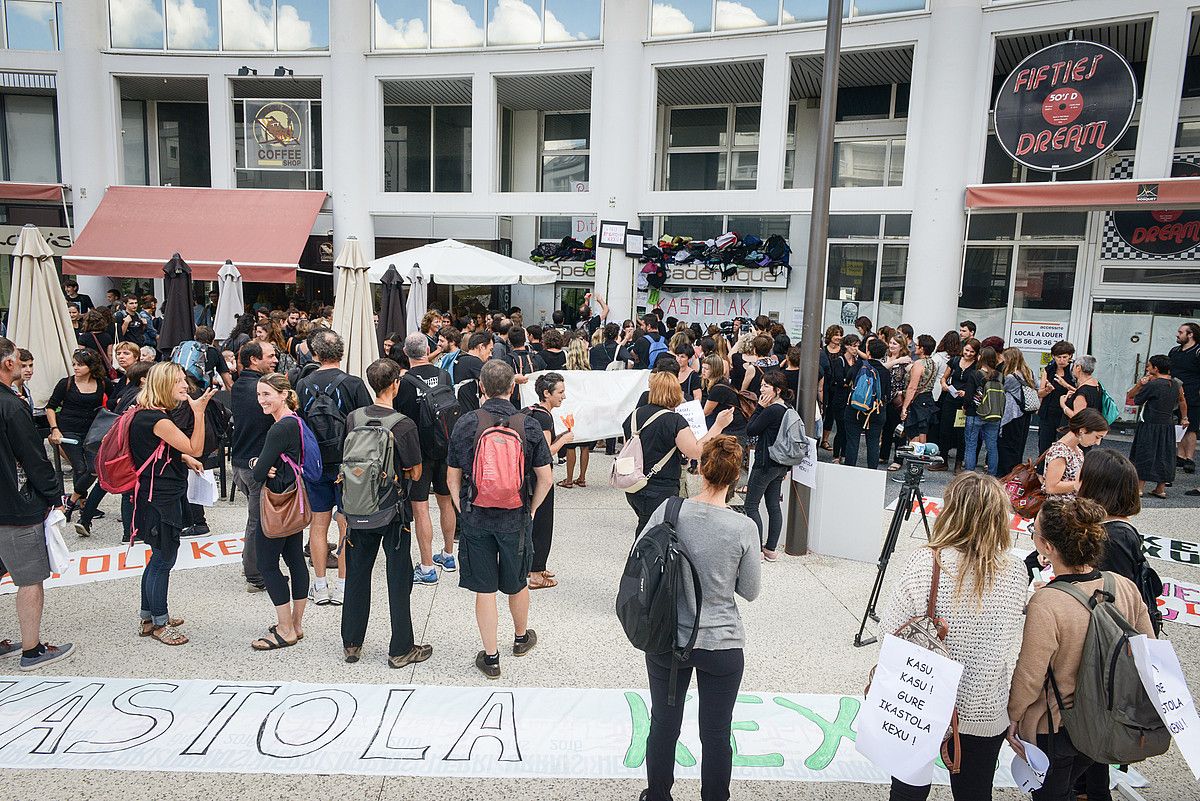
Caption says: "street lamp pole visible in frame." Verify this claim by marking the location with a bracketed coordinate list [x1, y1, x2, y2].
[786, 0, 843, 555]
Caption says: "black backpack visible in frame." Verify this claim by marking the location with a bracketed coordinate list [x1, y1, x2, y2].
[301, 373, 350, 466]
[615, 496, 703, 705]
[403, 370, 462, 461]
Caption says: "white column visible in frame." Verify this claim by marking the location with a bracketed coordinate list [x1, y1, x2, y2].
[902, 0, 984, 337]
[471, 71, 497, 199]
[207, 73, 233, 189]
[757, 51, 789, 193]
[327, 1, 374, 259]
[58, 0, 115, 300]
[1133, 4, 1192, 179]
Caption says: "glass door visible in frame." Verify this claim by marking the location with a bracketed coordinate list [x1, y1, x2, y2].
[557, 284, 590, 329]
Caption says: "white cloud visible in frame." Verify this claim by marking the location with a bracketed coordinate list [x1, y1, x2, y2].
[543, 8, 589, 43]
[782, 10, 796, 24]
[374, 6, 428, 48]
[277, 2, 315, 50]
[221, 0, 274, 49]
[166, 0, 214, 49]
[714, 1, 769, 30]
[651, 3, 695, 36]
[429, 0, 484, 48]
[110, 0, 164, 48]
[487, 0, 540, 46]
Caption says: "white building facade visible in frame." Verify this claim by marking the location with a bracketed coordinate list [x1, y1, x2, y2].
[0, 0, 1198, 397]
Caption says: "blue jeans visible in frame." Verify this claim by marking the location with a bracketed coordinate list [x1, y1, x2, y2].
[744, 462, 789, 551]
[964, 415, 1000, 476]
[139, 536, 180, 626]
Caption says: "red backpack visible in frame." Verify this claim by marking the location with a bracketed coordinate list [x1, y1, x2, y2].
[95, 408, 165, 494]
[468, 411, 527, 510]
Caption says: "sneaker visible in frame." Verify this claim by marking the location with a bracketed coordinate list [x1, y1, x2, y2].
[762, 549, 778, 562]
[513, 628, 538, 657]
[1185, 459, 1197, 475]
[475, 650, 501, 679]
[246, 581, 265, 593]
[189, 524, 210, 536]
[344, 646, 361, 664]
[389, 644, 433, 669]
[310, 583, 331, 605]
[0, 639, 21, 659]
[413, 566, 438, 586]
[328, 583, 344, 606]
[92, 510, 105, 520]
[73, 522, 91, 538]
[433, 552, 457, 572]
[62, 495, 78, 521]
[19, 642, 75, 672]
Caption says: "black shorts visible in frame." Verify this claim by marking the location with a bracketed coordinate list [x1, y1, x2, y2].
[1186, 395, 1200, 434]
[410, 458, 449, 502]
[458, 519, 532, 595]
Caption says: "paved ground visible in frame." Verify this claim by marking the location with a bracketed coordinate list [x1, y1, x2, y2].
[3, 436, 1199, 800]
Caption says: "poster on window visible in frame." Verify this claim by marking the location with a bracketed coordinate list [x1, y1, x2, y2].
[245, 100, 310, 170]
[1008, 321, 1068, 352]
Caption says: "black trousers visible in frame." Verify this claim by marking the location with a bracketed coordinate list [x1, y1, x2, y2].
[1033, 728, 1094, 801]
[627, 487, 677, 536]
[880, 401, 904, 465]
[1037, 413, 1063, 459]
[937, 398, 964, 463]
[61, 436, 96, 496]
[255, 528, 309, 607]
[998, 413, 1032, 477]
[645, 648, 744, 801]
[530, 485, 554, 573]
[341, 518, 414, 658]
[842, 410, 882, 469]
[889, 732, 1006, 801]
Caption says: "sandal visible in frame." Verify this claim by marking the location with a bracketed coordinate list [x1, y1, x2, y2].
[887, 463, 902, 472]
[269, 624, 304, 641]
[819, 442, 833, 451]
[139, 617, 184, 637]
[149, 625, 188, 646]
[528, 572, 559, 590]
[542, 568, 556, 578]
[556, 479, 575, 489]
[252, 631, 298, 651]
[573, 478, 587, 487]
[1150, 491, 1168, 499]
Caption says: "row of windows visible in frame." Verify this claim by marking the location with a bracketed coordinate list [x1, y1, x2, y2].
[1, 0, 61, 50]
[374, 0, 601, 49]
[649, 0, 926, 38]
[109, 0, 329, 51]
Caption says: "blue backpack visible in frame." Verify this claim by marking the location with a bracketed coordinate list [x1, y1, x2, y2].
[849, 365, 881, 421]
[170, 340, 209, 388]
[645, 334, 669, 368]
[288, 414, 324, 482]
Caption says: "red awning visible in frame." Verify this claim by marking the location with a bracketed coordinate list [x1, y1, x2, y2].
[965, 177, 1200, 212]
[0, 181, 65, 202]
[64, 185, 327, 281]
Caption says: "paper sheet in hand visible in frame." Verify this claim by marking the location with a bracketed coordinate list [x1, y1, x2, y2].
[1178, 425, 1188, 444]
[1130, 634, 1200, 779]
[1010, 738, 1049, 793]
[42, 509, 70, 575]
[855, 635, 963, 786]
[187, 469, 219, 507]
[674, 400, 708, 439]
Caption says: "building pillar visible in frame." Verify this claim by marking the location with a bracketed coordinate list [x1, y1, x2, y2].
[1133, 5, 1192, 179]
[758, 51, 789, 195]
[207, 73, 233, 190]
[327, 1, 373, 259]
[902, 0, 984, 337]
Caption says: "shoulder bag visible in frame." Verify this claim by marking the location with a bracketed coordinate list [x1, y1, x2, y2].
[1001, 449, 1049, 519]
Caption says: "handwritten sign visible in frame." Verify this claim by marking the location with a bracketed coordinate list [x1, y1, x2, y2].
[855, 635, 964, 786]
[1130, 635, 1200, 778]
[1008, 321, 1068, 353]
[790, 437, 818, 488]
[675, 400, 708, 440]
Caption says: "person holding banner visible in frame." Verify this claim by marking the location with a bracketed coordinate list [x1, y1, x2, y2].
[1007, 496, 1156, 801]
[879, 473, 1028, 801]
[526, 372, 573, 590]
[559, 337, 594, 488]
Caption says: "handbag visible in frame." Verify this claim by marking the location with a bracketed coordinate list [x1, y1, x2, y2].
[1002, 450, 1049, 519]
[259, 454, 311, 538]
[1020, 379, 1040, 413]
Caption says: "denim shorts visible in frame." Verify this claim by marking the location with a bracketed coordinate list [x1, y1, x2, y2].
[307, 469, 342, 514]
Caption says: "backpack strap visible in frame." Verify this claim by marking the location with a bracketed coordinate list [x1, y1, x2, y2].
[1044, 573, 1115, 608]
[635, 408, 679, 479]
[635, 407, 670, 435]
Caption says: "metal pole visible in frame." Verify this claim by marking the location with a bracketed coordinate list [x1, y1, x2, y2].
[786, 0, 843, 556]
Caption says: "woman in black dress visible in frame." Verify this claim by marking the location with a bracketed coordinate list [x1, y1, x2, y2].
[526, 372, 573, 590]
[1128, 355, 1188, 499]
[939, 337, 979, 472]
[1037, 340, 1076, 455]
[818, 325, 843, 451]
[829, 334, 860, 463]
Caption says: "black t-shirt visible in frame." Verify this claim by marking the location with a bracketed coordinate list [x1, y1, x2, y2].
[730, 352, 748, 391]
[705, 380, 747, 435]
[679, 371, 701, 400]
[395, 364, 453, 459]
[633, 334, 667, 370]
[454, 353, 484, 410]
[66, 293, 94, 314]
[355, 404, 422, 477]
[1170, 344, 1200, 397]
[78, 330, 113, 355]
[48, 377, 108, 434]
[130, 408, 187, 502]
[1066, 383, 1102, 415]
[118, 311, 147, 344]
[253, 415, 303, 493]
[622, 404, 689, 493]
[541, 349, 568, 371]
[295, 367, 372, 429]
[1039, 363, 1075, 420]
[783, 366, 800, 397]
[508, 349, 546, 376]
[590, 341, 631, 370]
[528, 404, 556, 440]
[205, 346, 232, 381]
[747, 402, 788, 467]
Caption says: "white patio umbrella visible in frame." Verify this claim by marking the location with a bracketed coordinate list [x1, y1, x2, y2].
[330, 236, 378, 380]
[404, 264, 428, 337]
[8, 224, 75, 408]
[212, 260, 244, 342]
[366, 238, 556, 285]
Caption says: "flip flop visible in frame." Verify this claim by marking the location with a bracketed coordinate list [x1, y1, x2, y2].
[573, 478, 587, 487]
[556, 479, 575, 489]
[269, 624, 304, 641]
[252, 631, 298, 651]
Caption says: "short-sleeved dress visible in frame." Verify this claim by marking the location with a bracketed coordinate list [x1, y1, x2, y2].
[1129, 378, 1177, 484]
[1045, 440, 1084, 498]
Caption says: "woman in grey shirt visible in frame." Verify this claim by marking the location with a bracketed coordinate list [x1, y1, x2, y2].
[638, 435, 761, 801]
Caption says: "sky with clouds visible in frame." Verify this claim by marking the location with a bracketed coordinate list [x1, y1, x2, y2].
[108, 0, 328, 50]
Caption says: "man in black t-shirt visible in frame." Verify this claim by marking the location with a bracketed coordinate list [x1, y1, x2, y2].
[576, 292, 609, 337]
[454, 332, 492, 411]
[632, 314, 668, 370]
[62, 280, 93, 314]
[1171, 322, 1200, 472]
[506, 327, 545, 405]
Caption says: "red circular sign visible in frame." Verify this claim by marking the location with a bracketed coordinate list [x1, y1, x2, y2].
[1041, 89, 1084, 126]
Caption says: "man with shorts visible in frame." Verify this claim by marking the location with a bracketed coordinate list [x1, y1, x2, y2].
[0, 337, 75, 670]
[296, 329, 372, 605]
[447, 360, 553, 679]
[1172, 322, 1200, 475]
[395, 333, 458, 585]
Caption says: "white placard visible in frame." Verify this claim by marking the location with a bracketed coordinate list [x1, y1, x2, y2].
[1130, 634, 1200, 779]
[187, 469, 219, 507]
[1008, 321, 1068, 352]
[856, 636, 964, 786]
[808, 462, 885, 563]
[789, 437, 819, 488]
[675, 400, 708, 439]
[599, 219, 628, 248]
[518, 369, 649, 442]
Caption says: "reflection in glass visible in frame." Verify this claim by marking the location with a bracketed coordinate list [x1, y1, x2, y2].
[960, 247, 1012, 310]
[157, 102, 211, 187]
[167, 0, 218, 49]
[652, 0, 711, 36]
[829, 214, 880, 238]
[375, 0, 429, 48]
[728, 215, 790, 238]
[541, 155, 588, 192]
[121, 100, 149, 185]
[7, 0, 58, 48]
[967, 213, 1016, 241]
[545, 0, 599, 42]
[539, 216, 573, 240]
[1014, 247, 1076, 310]
[4, 94, 58, 181]
[667, 152, 727, 190]
[662, 215, 724, 240]
[1019, 212, 1087, 240]
[783, 0, 849, 24]
[279, 0, 328, 50]
[826, 244, 878, 302]
[878, 245, 908, 329]
[733, 106, 760, 147]
[222, 0, 275, 49]
[669, 107, 727, 148]
[383, 106, 432, 192]
[715, 0, 776, 30]
[888, 139, 904, 185]
[833, 140, 887, 187]
[431, 0, 484, 47]
[487, 0, 539, 46]
[543, 112, 590, 151]
[109, 0, 164, 49]
[433, 106, 472, 191]
[729, 151, 758, 190]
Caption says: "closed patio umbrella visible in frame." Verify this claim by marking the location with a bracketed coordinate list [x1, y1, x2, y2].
[330, 236, 378, 379]
[8, 224, 74, 408]
[157, 253, 194, 353]
[213, 260, 244, 342]
[404, 264, 428, 337]
[376, 264, 406, 357]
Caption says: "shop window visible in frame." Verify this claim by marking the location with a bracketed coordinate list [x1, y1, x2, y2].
[826, 244, 878, 311]
[958, 246, 1012, 340]
[541, 112, 590, 192]
[661, 215, 725, 240]
[375, 0, 600, 50]
[1, 94, 59, 182]
[1014, 246, 1076, 311]
[538, 216, 573, 240]
[383, 105, 471, 192]
[157, 103, 211, 187]
[652, 0, 926, 37]
[663, 105, 759, 191]
[235, 100, 323, 190]
[1177, 120, 1200, 149]
[659, 214, 787, 242]
[1019, 212, 1087, 240]
[1102, 267, 1200, 285]
[4, 0, 60, 49]
[883, 214, 910, 238]
[877, 244, 908, 330]
[109, 0, 327, 51]
[824, 213, 910, 329]
[829, 214, 880, 239]
[967, 213, 1016, 241]
[835, 85, 891, 122]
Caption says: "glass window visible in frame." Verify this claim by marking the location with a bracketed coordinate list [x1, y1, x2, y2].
[236, 169, 310, 189]
[826, 244, 878, 302]
[661, 215, 724, 240]
[3, 94, 58, 182]
[982, 134, 1019, 184]
[433, 106, 471, 191]
[539, 215, 572, 240]
[383, 105, 432, 192]
[157, 102, 211, 187]
[854, 0, 925, 14]
[728, 215, 790, 239]
[1014, 246, 1076, 310]
[1025, 161, 1093, 183]
[279, 0, 329, 50]
[110, 0, 164, 48]
[543, 112, 589, 151]
[829, 214, 880, 238]
[7, 0, 58, 49]
[878, 244, 907, 330]
[1019, 212, 1087, 240]
[487, 0, 539, 46]
[729, 151, 757, 190]
[431, 0, 484, 47]
[967, 213, 1016, 241]
[715, 0, 776, 30]
[374, 0, 429, 48]
[888, 139, 905, 185]
[1102, 267, 1200, 285]
[1177, 120, 1200, 149]
[121, 99, 148, 185]
[883, 214, 910, 237]
[833, 140, 887, 187]
[669, 107, 726, 148]
[652, 0, 712, 35]
[894, 83, 910, 118]
[667, 152, 726, 190]
[960, 246, 1012, 310]
[784, 0, 850, 24]
[836, 85, 891, 121]
[499, 107, 513, 192]
[541, 155, 588, 192]
[545, 0, 599, 42]
[733, 106, 760, 148]
[167, 0, 217, 49]
[222, 0, 275, 49]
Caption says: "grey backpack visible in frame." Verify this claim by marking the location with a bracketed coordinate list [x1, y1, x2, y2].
[768, 407, 809, 466]
[1046, 573, 1170, 765]
[339, 409, 405, 529]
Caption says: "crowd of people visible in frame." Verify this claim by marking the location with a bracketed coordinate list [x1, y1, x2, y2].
[0, 281, 1193, 801]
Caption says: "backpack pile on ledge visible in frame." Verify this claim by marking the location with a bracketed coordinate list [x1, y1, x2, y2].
[530, 236, 596, 264]
[638, 232, 792, 288]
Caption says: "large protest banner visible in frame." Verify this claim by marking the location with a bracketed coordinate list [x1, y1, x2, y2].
[0, 676, 1117, 786]
[518, 369, 648, 442]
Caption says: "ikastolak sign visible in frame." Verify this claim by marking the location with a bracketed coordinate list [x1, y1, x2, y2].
[994, 40, 1136, 172]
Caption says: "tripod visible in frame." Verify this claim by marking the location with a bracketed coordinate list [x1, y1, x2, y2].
[853, 455, 937, 647]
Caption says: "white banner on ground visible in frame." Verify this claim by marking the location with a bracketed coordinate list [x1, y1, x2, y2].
[0, 534, 245, 596]
[1130, 635, 1200, 779]
[855, 636, 964, 786]
[1159, 578, 1200, 629]
[518, 369, 648, 442]
[0, 676, 1120, 786]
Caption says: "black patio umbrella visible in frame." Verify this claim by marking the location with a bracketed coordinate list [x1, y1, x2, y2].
[377, 264, 407, 357]
[157, 252, 195, 353]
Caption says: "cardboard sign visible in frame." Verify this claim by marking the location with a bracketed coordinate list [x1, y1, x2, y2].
[855, 636, 964, 786]
[1130, 635, 1200, 779]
